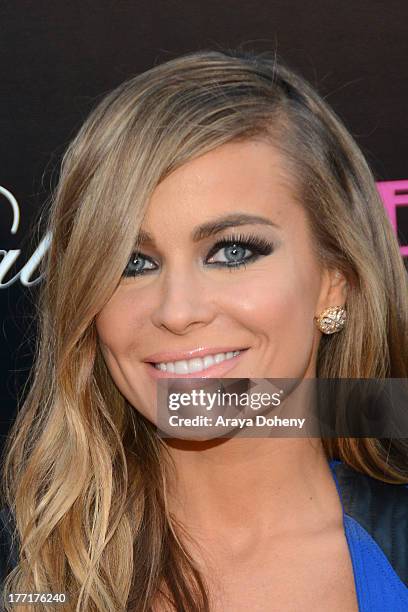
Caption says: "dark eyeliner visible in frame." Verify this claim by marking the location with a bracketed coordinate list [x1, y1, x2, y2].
[122, 232, 274, 277]
[205, 232, 274, 269]
[122, 252, 157, 277]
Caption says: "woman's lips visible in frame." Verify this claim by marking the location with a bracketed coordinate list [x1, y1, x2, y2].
[144, 346, 246, 363]
[145, 349, 248, 379]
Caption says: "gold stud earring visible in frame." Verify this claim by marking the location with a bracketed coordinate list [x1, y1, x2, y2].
[314, 305, 346, 334]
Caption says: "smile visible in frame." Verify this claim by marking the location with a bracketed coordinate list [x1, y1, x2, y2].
[153, 350, 242, 374]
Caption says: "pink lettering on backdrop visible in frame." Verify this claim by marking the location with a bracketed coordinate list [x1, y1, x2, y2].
[376, 180, 408, 257]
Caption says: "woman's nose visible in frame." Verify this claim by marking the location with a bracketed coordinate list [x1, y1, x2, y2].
[150, 267, 217, 334]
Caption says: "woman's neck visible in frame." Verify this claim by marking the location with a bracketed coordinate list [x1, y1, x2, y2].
[164, 437, 343, 557]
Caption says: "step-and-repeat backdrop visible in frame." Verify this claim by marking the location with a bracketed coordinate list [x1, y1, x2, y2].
[1, 2, 407, 441]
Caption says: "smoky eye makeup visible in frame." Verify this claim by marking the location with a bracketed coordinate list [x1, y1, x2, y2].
[205, 232, 274, 266]
[122, 232, 275, 278]
[122, 252, 156, 277]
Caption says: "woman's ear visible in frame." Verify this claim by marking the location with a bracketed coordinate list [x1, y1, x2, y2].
[331, 269, 348, 303]
[315, 268, 348, 316]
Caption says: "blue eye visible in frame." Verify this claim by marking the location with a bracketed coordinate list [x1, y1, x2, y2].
[123, 253, 156, 277]
[122, 233, 274, 278]
[209, 242, 250, 264]
[206, 233, 273, 270]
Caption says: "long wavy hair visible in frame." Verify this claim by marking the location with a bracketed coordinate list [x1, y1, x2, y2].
[1, 48, 408, 611]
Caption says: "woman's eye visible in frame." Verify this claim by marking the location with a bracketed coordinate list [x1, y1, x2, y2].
[122, 234, 274, 277]
[123, 253, 156, 277]
[206, 234, 274, 269]
[208, 243, 252, 265]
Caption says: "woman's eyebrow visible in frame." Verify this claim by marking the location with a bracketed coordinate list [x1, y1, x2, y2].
[134, 213, 279, 247]
[191, 213, 280, 241]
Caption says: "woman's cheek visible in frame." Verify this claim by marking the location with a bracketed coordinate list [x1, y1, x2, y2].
[95, 290, 147, 349]
[221, 268, 300, 326]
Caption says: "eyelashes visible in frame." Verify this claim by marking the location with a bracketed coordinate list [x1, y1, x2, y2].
[206, 233, 274, 269]
[122, 232, 275, 278]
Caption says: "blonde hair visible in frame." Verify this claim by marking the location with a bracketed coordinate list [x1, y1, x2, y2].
[1, 48, 408, 611]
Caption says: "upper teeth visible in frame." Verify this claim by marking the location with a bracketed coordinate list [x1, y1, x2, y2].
[154, 350, 241, 374]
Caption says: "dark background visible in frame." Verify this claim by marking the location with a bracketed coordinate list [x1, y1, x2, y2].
[1, 1, 408, 442]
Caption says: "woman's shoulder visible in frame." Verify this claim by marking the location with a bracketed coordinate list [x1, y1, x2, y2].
[329, 459, 408, 588]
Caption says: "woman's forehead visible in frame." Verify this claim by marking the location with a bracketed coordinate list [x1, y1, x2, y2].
[137, 140, 300, 239]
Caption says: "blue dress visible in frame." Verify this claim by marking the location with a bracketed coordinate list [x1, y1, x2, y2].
[328, 459, 408, 611]
[1, 459, 407, 610]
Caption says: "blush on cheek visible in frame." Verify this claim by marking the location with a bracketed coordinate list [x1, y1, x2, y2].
[229, 273, 303, 325]
[228, 275, 317, 378]
[95, 302, 136, 352]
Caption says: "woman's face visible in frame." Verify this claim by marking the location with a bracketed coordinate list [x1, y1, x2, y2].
[95, 139, 347, 426]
